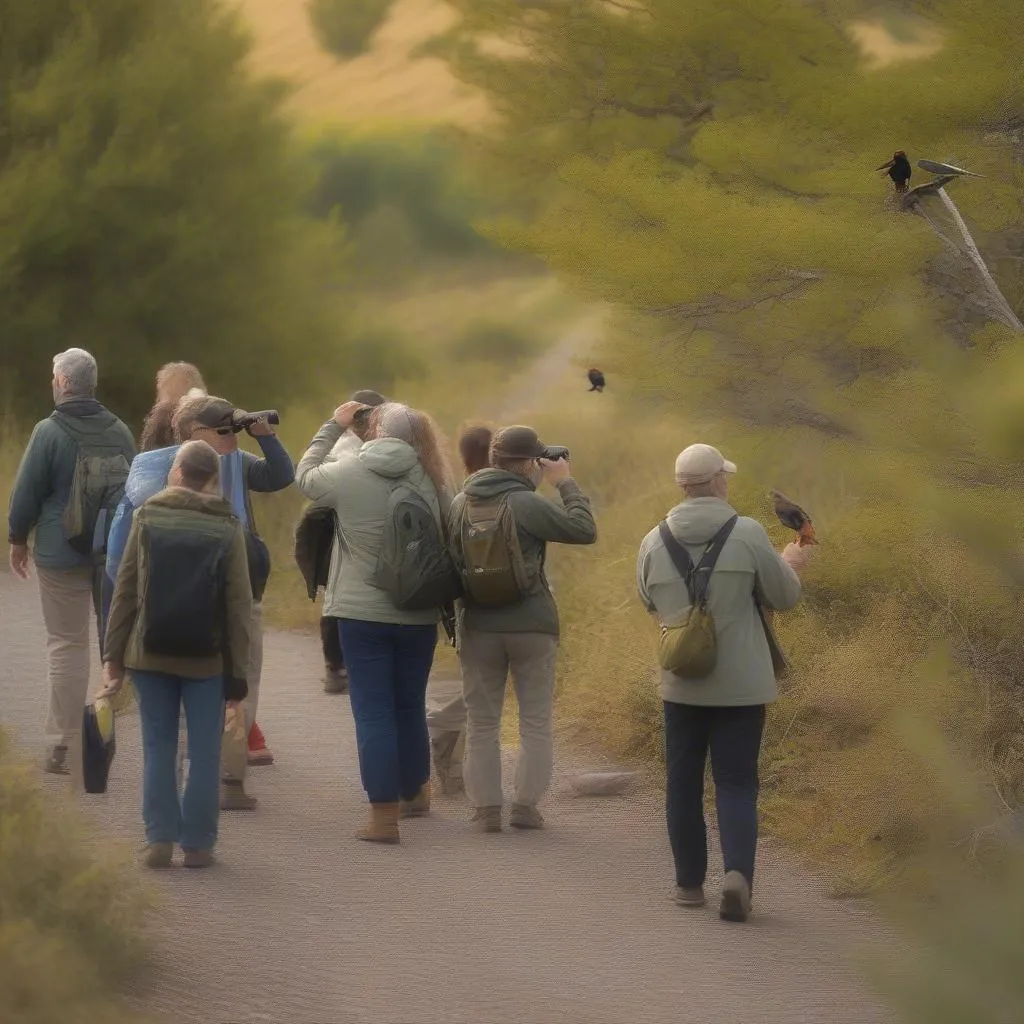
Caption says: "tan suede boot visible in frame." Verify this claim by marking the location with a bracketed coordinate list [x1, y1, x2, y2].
[400, 782, 431, 819]
[356, 802, 401, 844]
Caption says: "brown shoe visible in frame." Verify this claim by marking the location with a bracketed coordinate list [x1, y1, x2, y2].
[44, 745, 69, 775]
[510, 803, 545, 830]
[400, 782, 431, 819]
[182, 848, 215, 869]
[324, 668, 349, 694]
[471, 806, 503, 833]
[673, 885, 706, 908]
[220, 781, 258, 811]
[140, 842, 174, 869]
[356, 802, 400, 844]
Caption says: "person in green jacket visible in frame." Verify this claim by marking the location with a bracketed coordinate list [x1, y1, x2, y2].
[7, 348, 136, 775]
[100, 440, 252, 869]
[448, 426, 597, 834]
[636, 443, 809, 923]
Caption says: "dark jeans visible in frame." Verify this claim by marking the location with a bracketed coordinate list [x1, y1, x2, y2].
[321, 615, 344, 671]
[338, 619, 436, 804]
[663, 701, 766, 889]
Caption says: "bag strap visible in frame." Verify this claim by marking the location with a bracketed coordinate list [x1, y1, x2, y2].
[658, 516, 739, 606]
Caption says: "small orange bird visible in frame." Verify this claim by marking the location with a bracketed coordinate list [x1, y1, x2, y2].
[770, 490, 819, 547]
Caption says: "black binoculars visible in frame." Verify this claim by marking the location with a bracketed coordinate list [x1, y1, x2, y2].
[542, 445, 570, 461]
[231, 410, 280, 432]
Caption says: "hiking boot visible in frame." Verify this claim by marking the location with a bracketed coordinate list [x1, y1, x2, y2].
[399, 782, 431, 819]
[431, 731, 465, 795]
[719, 871, 753, 923]
[140, 842, 174, 869]
[673, 885, 706, 908]
[472, 806, 503, 833]
[356, 802, 400, 844]
[182, 848, 215, 869]
[44, 745, 69, 775]
[510, 803, 545, 830]
[247, 746, 274, 766]
[324, 667, 349, 694]
[220, 780, 258, 811]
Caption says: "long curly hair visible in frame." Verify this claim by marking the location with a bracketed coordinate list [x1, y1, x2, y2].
[457, 422, 494, 476]
[141, 363, 208, 451]
[369, 403, 455, 502]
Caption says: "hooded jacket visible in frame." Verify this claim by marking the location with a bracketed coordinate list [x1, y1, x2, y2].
[449, 468, 597, 635]
[295, 422, 448, 625]
[7, 398, 136, 569]
[637, 496, 801, 706]
[103, 487, 252, 699]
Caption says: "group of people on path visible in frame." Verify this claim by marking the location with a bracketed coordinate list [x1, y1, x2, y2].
[7, 347, 810, 923]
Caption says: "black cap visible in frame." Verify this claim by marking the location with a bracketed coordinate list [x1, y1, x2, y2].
[491, 425, 548, 460]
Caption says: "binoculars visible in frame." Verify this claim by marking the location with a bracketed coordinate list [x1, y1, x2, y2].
[231, 410, 280, 432]
[542, 445, 570, 462]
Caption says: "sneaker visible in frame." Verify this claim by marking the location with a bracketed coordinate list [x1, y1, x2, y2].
[44, 745, 69, 775]
[182, 848, 215, 869]
[673, 885, 706, 908]
[247, 747, 275, 766]
[719, 871, 753, 923]
[324, 667, 349, 694]
[430, 731, 465, 795]
[471, 806, 503, 833]
[220, 781, 258, 811]
[140, 842, 174, 869]
[510, 803, 545, 830]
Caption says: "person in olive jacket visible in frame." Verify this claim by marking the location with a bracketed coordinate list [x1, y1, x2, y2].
[100, 440, 252, 870]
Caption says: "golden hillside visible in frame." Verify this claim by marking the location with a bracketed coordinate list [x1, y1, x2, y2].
[236, 0, 487, 123]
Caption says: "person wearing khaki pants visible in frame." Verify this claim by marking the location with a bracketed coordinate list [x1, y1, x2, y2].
[7, 348, 136, 774]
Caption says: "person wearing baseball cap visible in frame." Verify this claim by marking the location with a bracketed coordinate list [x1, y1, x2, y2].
[448, 424, 597, 834]
[636, 442, 807, 923]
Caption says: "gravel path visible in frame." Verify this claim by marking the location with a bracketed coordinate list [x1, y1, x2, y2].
[0, 570, 893, 1024]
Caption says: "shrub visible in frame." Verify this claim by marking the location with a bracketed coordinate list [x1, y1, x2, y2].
[0, 731, 152, 1023]
[343, 324, 429, 394]
[307, 0, 395, 59]
[451, 319, 540, 366]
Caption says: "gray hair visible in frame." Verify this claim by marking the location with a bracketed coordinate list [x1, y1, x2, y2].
[53, 348, 98, 396]
[172, 439, 221, 491]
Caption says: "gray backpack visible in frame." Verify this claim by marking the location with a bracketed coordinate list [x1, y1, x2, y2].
[371, 483, 462, 611]
[50, 412, 132, 559]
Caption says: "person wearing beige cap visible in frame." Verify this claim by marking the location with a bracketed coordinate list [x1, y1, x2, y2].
[448, 425, 597, 832]
[636, 443, 808, 923]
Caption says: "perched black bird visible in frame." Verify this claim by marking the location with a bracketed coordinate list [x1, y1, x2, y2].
[587, 368, 606, 393]
[876, 150, 912, 194]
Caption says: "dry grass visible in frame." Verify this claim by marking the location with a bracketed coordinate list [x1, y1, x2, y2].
[237, 0, 487, 123]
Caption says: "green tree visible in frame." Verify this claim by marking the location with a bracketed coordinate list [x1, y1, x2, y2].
[307, 0, 395, 59]
[0, 0, 345, 425]
[435, 0, 1024, 876]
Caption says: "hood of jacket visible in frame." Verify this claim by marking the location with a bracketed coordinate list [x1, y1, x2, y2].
[665, 497, 738, 545]
[145, 486, 236, 520]
[357, 437, 420, 479]
[53, 398, 118, 437]
[462, 468, 535, 501]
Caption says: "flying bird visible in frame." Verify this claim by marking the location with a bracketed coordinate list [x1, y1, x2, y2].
[587, 368, 606, 392]
[876, 150, 912, 193]
[770, 490, 819, 547]
[917, 158, 984, 179]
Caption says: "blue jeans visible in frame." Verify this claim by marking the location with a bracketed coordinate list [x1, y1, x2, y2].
[663, 702, 766, 889]
[338, 619, 437, 804]
[131, 670, 224, 850]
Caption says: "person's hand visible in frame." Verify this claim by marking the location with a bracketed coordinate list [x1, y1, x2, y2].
[539, 457, 572, 485]
[333, 401, 368, 430]
[98, 662, 125, 698]
[9, 544, 30, 580]
[782, 541, 814, 575]
[246, 415, 275, 437]
[226, 699, 241, 711]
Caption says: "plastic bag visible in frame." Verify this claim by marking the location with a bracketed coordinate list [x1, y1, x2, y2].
[221, 704, 247, 780]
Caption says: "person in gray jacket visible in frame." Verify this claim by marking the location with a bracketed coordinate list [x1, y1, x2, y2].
[636, 443, 808, 923]
[7, 349, 136, 774]
[449, 426, 597, 833]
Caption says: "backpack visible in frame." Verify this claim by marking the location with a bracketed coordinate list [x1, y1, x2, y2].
[656, 516, 738, 679]
[50, 411, 131, 560]
[455, 494, 531, 607]
[372, 484, 462, 611]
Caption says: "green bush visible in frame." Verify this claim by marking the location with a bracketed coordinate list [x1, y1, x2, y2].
[343, 324, 429, 394]
[307, 0, 394, 59]
[451, 318, 541, 366]
[0, 732, 152, 1023]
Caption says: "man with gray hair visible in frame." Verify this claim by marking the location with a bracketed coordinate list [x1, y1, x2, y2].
[8, 349, 136, 774]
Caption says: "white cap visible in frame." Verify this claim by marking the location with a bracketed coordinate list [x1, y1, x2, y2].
[674, 444, 737, 485]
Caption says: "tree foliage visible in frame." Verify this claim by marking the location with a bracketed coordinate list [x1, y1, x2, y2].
[307, 0, 395, 59]
[0, 0, 345, 425]
[435, 0, 1024, 875]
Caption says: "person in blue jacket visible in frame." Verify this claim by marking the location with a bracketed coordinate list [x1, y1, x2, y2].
[105, 391, 294, 811]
